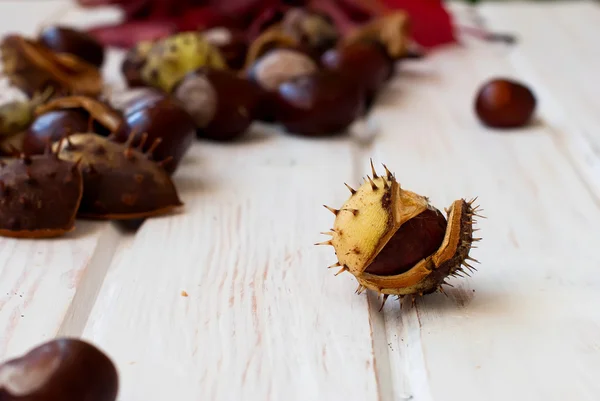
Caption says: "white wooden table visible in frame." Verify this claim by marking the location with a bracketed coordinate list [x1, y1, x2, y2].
[1, 1, 600, 400]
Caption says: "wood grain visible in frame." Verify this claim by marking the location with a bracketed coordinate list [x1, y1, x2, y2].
[0, 1, 599, 400]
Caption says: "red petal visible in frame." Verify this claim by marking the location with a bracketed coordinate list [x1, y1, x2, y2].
[379, 0, 456, 47]
[87, 20, 178, 48]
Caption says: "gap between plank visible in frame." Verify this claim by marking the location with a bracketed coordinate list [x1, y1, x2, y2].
[56, 223, 124, 337]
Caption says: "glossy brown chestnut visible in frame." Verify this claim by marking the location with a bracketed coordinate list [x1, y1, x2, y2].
[202, 27, 248, 70]
[276, 71, 365, 137]
[174, 67, 260, 142]
[121, 42, 154, 88]
[321, 41, 393, 107]
[38, 25, 105, 68]
[23, 110, 89, 155]
[118, 93, 195, 173]
[0, 338, 118, 401]
[475, 78, 537, 128]
[364, 207, 448, 276]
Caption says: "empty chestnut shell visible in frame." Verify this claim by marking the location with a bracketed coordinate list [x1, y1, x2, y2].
[38, 25, 105, 68]
[321, 41, 393, 106]
[117, 93, 195, 174]
[276, 71, 365, 137]
[174, 67, 260, 141]
[475, 78, 537, 128]
[0, 338, 118, 401]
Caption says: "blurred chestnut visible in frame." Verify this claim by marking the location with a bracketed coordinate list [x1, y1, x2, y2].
[279, 8, 339, 59]
[174, 67, 261, 142]
[23, 110, 89, 155]
[475, 78, 537, 128]
[202, 27, 248, 70]
[247, 48, 317, 123]
[321, 41, 393, 107]
[276, 71, 365, 137]
[0, 338, 118, 401]
[38, 25, 105, 68]
[121, 42, 154, 88]
[118, 93, 195, 173]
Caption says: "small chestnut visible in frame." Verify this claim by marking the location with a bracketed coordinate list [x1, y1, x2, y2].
[121, 41, 154, 88]
[276, 70, 365, 137]
[0, 338, 118, 401]
[475, 78, 537, 128]
[321, 41, 393, 107]
[247, 48, 318, 93]
[202, 27, 249, 70]
[174, 67, 260, 141]
[38, 25, 105, 68]
[23, 110, 89, 155]
[118, 92, 195, 173]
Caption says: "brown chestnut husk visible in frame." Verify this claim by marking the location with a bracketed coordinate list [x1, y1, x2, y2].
[275, 70, 365, 137]
[0, 338, 118, 401]
[475, 78, 537, 128]
[0, 34, 102, 97]
[0, 150, 83, 238]
[278, 7, 340, 58]
[117, 93, 195, 174]
[55, 133, 183, 220]
[38, 25, 105, 68]
[318, 161, 483, 309]
[174, 67, 261, 142]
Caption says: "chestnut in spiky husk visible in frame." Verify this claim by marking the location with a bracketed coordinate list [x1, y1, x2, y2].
[140, 32, 227, 93]
[24, 96, 126, 155]
[55, 133, 183, 220]
[0, 338, 118, 401]
[475, 78, 537, 128]
[202, 27, 248, 70]
[0, 151, 83, 238]
[321, 41, 393, 107]
[38, 25, 105, 68]
[318, 161, 483, 308]
[117, 93, 195, 173]
[0, 34, 102, 97]
[276, 71, 365, 137]
[174, 67, 260, 142]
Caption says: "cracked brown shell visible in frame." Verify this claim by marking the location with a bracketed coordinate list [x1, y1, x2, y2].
[0, 150, 83, 238]
[54, 133, 182, 220]
[0, 35, 102, 97]
[317, 161, 483, 308]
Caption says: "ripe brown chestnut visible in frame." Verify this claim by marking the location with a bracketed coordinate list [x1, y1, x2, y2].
[121, 41, 154, 88]
[276, 70, 365, 137]
[321, 41, 393, 107]
[24, 96, 125, 155]
[475, 78, 537, 128]
[174, 67, 260, 142]
[118, 92, 195, 173]
[202, 27, 248, 70]
[0, 338, 118, 401]
[38, 25, 105, 68]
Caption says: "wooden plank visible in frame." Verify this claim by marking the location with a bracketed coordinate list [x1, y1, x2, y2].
[478, 0, 600, 200]
[368, 5, 600, 399]
[0, 0, 125, 360]
[81, 123, 383, 400]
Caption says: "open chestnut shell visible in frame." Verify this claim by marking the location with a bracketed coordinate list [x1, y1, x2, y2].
[275, 70, 365, 137]
[174, 67, 261, 142]
[38, 25, 105, 68]
[55, 133, 183, 220]
[0, 338, 118, 401]
[116, 92, 195, 174]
